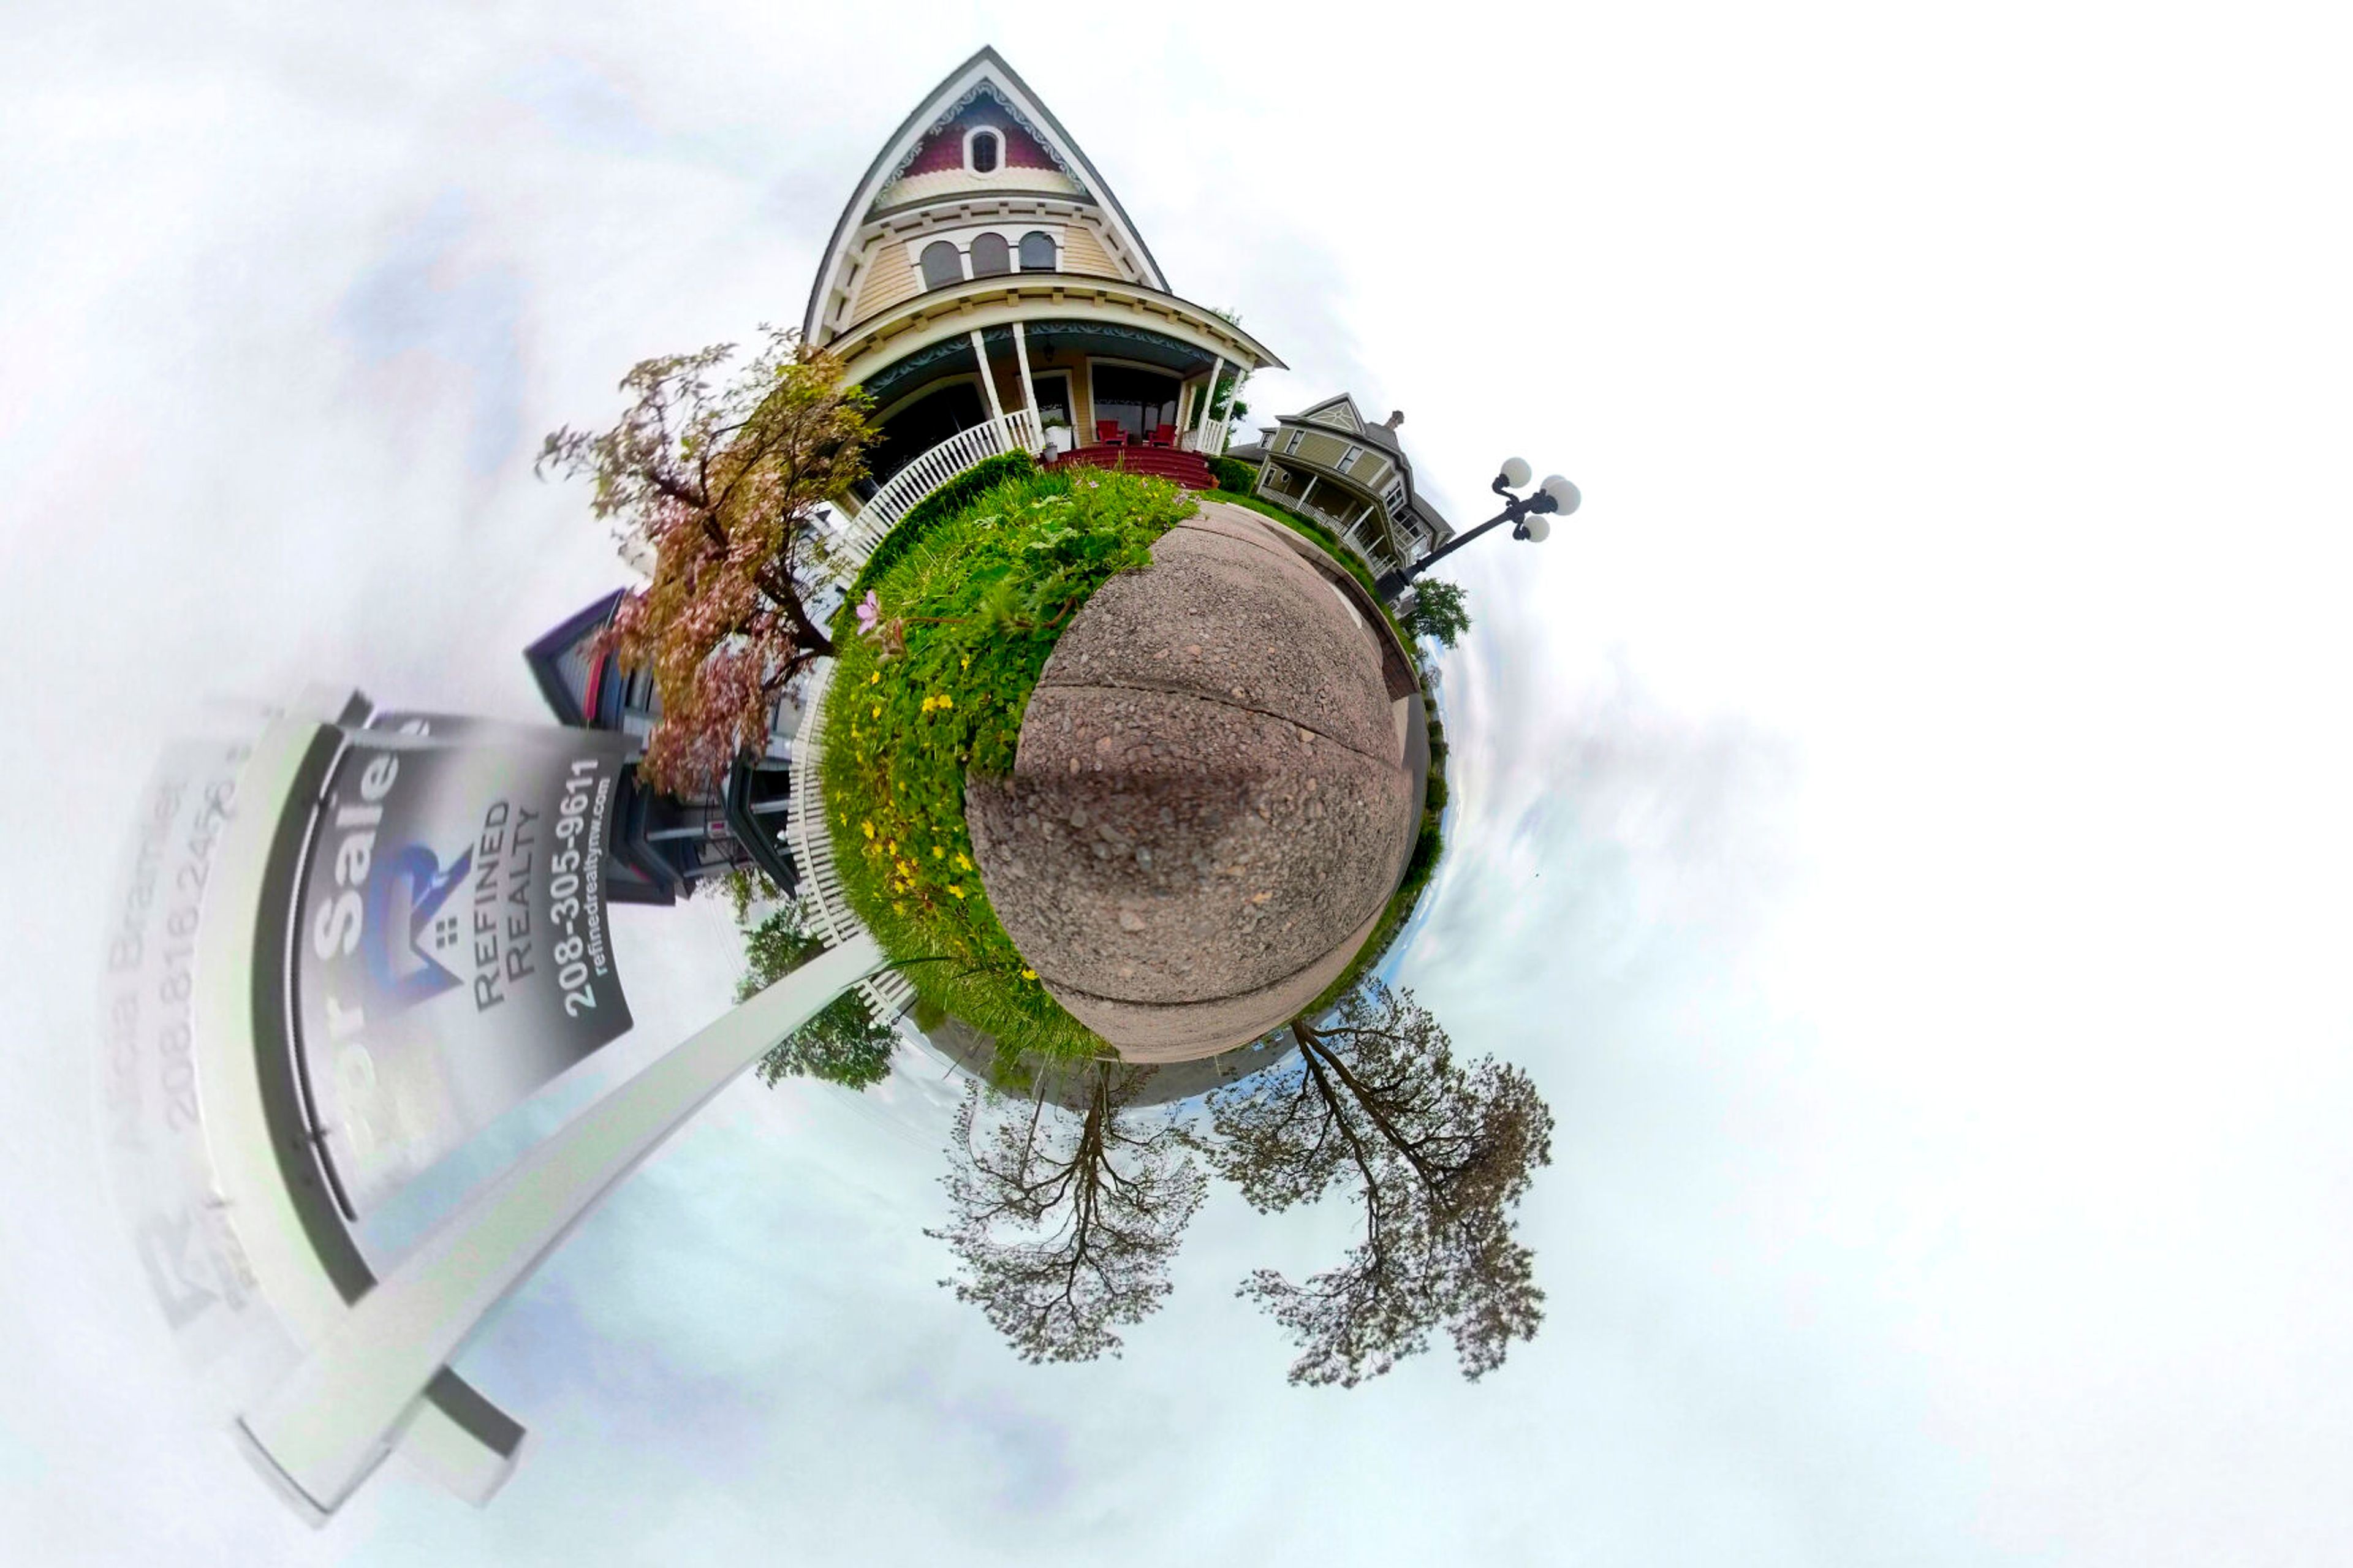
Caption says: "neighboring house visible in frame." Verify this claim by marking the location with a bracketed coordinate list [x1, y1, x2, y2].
[1229, 395, 1457, 583]
[803, 48, 1287, 561]
[523, 591, 800, 905]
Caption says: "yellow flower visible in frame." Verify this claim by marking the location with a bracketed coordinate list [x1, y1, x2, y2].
[860, 821, 875, 839]
[932, 846, 945, 859]
[961, 656, 972, 670]
[871, 704, 881, 719]
[936, 693, 953, 710]
[954, 852, 973, 871]
[886, 840, 896, 854]
[868, 671, 879, 685]
[948, 885, 967, 900]
[1021, 968, 1036, 980]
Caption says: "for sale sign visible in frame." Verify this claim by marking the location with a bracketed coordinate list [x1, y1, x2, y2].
[292, 714, 635, 1216]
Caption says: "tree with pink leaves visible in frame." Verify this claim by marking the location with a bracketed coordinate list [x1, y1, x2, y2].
[537, 327, 876, 793]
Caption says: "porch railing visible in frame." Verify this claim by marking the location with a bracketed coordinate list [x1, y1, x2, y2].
[834, 407, 1043, 569]
[784, 656, 917, 1026]
[1178, 414, 1231, 456]
[1252, 468, 1404, 577]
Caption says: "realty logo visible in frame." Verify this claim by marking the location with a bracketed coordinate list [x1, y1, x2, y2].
[365, 843, 473, 1007]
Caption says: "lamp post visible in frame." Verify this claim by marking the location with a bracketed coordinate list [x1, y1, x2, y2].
[1374, 458, 1580, 599]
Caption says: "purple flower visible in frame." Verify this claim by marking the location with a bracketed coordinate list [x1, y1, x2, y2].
[854, 589, 881, 637]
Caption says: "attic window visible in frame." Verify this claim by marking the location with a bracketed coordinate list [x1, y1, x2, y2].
[1018, 230, 1056, 271]
[968, 129, 1001, 173]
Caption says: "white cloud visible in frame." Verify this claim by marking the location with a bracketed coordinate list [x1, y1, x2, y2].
[5, 2, 2353, 1564]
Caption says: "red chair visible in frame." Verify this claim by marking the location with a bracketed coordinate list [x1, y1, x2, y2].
[1147, 422, 1178, 449]
[1095, 419, 1127, 447]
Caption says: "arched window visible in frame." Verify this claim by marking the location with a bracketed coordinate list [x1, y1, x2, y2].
[969, 130, 1001, 173]
[969, 232, 1010, 277]
[919, 240, 964, 290]
[1018, 230, 1056, 271]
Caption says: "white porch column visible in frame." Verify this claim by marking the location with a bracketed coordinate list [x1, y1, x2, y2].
[234, 931, 888, 1518]
[1012, 322, 1037, 419]
[1193, 353, 1225, 450]
[1300, 474, 1321, 513]
[969, 330, 1006, 423]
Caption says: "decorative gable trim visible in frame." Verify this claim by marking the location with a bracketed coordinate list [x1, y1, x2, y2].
[804, 47, 1170, 343]
[890, 85, 1075, 186]
[1300, 394, 1365, 433]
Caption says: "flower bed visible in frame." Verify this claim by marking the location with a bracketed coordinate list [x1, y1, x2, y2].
[820, 466, 1197, 1061]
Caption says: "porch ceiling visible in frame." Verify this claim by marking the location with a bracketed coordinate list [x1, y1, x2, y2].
[833, 272, 1282, 399]
[860, 317, 1230, 408]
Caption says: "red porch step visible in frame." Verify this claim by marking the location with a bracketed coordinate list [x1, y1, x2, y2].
[1048, 444, 1217, 490]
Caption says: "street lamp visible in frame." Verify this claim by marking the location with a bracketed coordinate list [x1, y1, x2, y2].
[1373, 458, 1580, 599]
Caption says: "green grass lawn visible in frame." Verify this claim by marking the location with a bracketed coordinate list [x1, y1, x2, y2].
[819, 465, 1195, 1062]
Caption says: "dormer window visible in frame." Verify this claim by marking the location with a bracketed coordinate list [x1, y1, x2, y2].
[1338, 444, 1364, 472]
[968, 129, 1001, 173]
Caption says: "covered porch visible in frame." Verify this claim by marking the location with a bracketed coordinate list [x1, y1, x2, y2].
[835, 312, 1258, 564]
[1253, 460, 1413, 578]
[859, 317, 1241, 472]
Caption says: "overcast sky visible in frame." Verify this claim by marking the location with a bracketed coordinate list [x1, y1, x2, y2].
[6, 2, 2352, 1563]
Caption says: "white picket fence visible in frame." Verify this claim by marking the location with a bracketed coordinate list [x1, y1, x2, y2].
[786, 408, 1058, 1026]
[785, 656, 916, 1026]
[833, 407, 1044, 569]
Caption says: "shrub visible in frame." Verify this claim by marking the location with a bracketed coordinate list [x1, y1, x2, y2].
[842, 450, 1040, 608]
[1208, 455, 1259, 494]
[737, 904, 900, 1090]
[821, 466, 1197, 1061]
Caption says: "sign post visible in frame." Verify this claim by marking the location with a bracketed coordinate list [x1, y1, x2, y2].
[235, 926, 881, 1517]
[103, 692, 881, 1521]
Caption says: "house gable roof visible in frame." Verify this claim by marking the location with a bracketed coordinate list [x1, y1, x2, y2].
[802, 48, 1170, 343]
[1270, 395, 1455, 545]
[1298, 394, 1365, 434]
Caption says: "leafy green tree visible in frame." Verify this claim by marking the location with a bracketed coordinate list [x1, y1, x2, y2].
[737, 903, 898, 1091]
[1205, 980, 1552, 1387]
[1403, 579, 1472, 649]
[537, 326, 876, 793]
[1203, 308, 1254, 444]
[929, 1065, 1205, 1363]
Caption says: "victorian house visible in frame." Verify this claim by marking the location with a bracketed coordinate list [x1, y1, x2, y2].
[1231, 395, 1457, 583]
[803, 48, 1285, 561]
[523, 591, 800, 905]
